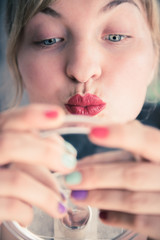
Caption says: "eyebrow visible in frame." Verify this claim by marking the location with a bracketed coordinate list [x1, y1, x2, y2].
[101, 0, 140, 12]
[41, 7, 62, 18]
[41, 0, 139, 19]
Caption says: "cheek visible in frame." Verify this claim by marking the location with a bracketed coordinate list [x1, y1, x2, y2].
[102, 43, 155, 122]
[17, 52, 66, 99]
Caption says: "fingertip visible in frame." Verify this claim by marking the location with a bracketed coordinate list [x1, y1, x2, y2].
[44, 105, 65, 120]
[90, 127, 110, 139]
[18, 210, 33, 228]
[41, 105, 65, 129]
[89, 127, 110, 146]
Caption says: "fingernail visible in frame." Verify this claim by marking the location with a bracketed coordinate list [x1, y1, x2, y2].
[58, 202, 67, 214]
[45, 110, 59, 118]
[62, 153, 77, 169]
[99, 210, 109, 220]
[64, 141, 77, 156]
[71, 190, 88, 200]
[65, 171, 82, 185]
[90, 127, 110, 139]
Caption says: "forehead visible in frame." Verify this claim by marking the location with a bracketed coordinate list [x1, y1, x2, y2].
[47, 0, 144, 13]
[40, 0, 146, 24]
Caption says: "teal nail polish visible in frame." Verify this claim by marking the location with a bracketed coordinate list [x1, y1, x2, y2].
[64, 141, 77, 156]
[65, 171, 82, 185]
[62, 153, 77, 169]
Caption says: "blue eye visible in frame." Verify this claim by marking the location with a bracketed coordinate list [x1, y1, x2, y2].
[104, 34, 126, 42]
[42, 38, 63, 45]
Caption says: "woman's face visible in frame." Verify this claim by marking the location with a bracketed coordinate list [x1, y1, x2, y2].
[18, 0, 156, 123]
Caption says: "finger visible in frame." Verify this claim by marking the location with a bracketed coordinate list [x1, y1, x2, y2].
[0, 104, 64, 131]
[65, 162, 160, 191]
[10, 163, 60, 195]
[70, 189, 160, 215]
[77, 151, 134, 167]
[0, 168, 67, 219]
[0, 197, 33, 227]
[89, 121, 160, 163]
[0, 131, 77, 172]
[99, 211, 160, 240]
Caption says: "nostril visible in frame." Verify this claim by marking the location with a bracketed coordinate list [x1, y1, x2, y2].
[69, 75, 79, 82]
[66, 62, 102, 83]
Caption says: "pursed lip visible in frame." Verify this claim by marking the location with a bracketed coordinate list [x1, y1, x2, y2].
[65, 93, 106, 116]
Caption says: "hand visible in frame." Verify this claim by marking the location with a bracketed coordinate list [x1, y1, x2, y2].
[0, 104, 77, 226]
[65, 121, 160, 239]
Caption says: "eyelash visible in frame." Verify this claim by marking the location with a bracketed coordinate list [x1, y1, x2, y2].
[103, 34, 130, 42]
[35, 38, 64, 47]
[35, 34, 130, 48]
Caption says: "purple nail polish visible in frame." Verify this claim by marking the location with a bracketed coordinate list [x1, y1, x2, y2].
[58, 202, 66, 214]
[71, 190, 88, 200]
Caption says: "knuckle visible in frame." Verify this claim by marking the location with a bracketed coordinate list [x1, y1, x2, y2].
[91, 190, 106, 205]
[83, 166, 97, 186]
[10, 170, 25, 188]
[133, 215, 149, 229]
[125, 192, 142, 213]
[123, 165, 143, 189]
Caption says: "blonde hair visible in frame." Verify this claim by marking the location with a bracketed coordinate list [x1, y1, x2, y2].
[6, 0, 160, 104]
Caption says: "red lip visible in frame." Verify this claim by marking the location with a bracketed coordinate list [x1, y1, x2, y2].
[65, 94, 106, 116]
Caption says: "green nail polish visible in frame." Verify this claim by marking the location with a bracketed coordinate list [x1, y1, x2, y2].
[65, 171, 82, 185]
[62, 153, 77, 169]
[64, 141, 77, 156]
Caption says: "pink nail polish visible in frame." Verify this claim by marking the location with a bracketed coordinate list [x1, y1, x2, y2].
[45, 110, 59, 119]
[90, 127, 110, 139]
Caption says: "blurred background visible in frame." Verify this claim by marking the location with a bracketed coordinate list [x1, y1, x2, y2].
[0, 0, 28, 111]
[0, 0, 9, 111]
[0, 0, 160, 112]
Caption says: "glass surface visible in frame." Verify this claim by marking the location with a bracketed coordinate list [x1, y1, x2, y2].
[4, 116, 145, 239]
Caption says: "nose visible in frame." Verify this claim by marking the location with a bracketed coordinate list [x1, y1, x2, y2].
[65, 42, 102, 83]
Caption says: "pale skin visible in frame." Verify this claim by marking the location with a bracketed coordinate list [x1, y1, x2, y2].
[67, 122, 160, 239]
[0, 104, 76, 225]
[18, 0, 155, 123]
[0, 0, 159, 237]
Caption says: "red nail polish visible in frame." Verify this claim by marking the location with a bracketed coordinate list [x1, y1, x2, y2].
[45, 110, 59, 118]
[90, 127, 109, 138]
[99, 210, 108, 220]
